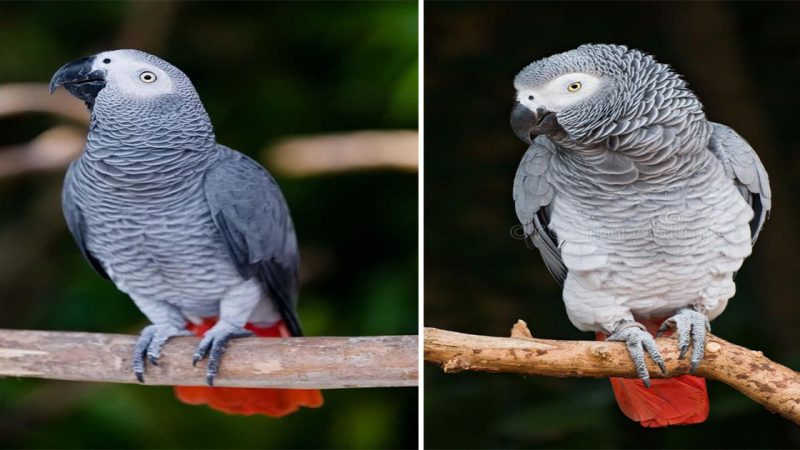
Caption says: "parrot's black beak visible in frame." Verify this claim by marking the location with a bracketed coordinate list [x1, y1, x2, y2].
[510, 102, 562, 144]
[49, 56, 107, 106]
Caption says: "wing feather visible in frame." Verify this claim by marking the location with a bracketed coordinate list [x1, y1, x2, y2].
[707, 123, 772, 243]
[204, 147, 302, 336]
[513, 136, 566, 285]
[62, 161, 109, 280]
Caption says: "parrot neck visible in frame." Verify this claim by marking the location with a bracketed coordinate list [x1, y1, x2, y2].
[80, 111, 219, 190]
[553, 117, 715, 191]
[87, 99, 216, 154]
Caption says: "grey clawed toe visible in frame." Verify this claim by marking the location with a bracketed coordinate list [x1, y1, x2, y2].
[608, 322, 667, 388]
[133, 321, 253, 386]
[191, 322, 254, 386]
[133, 323, 193, 383]
[658, 308, 711, 373]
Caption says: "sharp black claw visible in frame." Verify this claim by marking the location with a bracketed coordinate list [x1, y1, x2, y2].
[193, 340, 212, 366]
[608, 324, 666, 387]
[191, 324, 251, 386]
[135, 371, 144, 383]
[679, 344, 689, 359]
[206, 344, 226, 386]
[148, 354, 159, 366]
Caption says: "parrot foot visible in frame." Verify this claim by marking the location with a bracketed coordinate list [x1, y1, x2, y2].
[657, 308, 711, 373]
[192, 321, 253, 386]
[133, 323, 193, 383]
[608, 322, 667, 388]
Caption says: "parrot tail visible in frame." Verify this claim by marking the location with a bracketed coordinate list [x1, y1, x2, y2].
[174, 318, 323, 417]
[597, 319, 709, 427]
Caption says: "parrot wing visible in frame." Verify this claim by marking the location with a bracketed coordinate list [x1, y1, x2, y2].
[513, 136, 566, 285]
[62, 161, 109, 280]
[707, 122, 772, 243]
[203, 146, 302, 336]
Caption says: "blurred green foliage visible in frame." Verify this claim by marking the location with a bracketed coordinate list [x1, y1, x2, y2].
[0, 1, 417, 449]
[425, 1, 800, 448]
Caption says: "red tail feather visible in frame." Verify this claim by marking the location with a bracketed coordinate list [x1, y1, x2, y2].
[597, 319, 709, 427]
[174, 318, 323, 417]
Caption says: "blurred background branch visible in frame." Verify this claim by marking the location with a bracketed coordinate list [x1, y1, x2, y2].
[265, 130, 418, 176]
[0, 125, 85, 179]
[0, 84, 88, 123]
[1, 329, 418, 389]
[425, 323, 800, 426]
[0, 82, 417, 180]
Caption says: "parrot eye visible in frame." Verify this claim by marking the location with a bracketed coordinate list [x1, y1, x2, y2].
[567, 81, 582, 92]
[139, 71, 157, 83]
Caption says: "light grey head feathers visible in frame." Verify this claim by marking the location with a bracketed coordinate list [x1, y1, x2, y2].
[513, 44, 707, 149]
[51, 49, 214, 146]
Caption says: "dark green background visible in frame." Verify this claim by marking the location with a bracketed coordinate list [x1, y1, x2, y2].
[424, 1, 800, 448]
[0, 1, 418, 449]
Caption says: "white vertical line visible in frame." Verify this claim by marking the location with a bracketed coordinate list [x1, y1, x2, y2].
[417, 0, 425, 448]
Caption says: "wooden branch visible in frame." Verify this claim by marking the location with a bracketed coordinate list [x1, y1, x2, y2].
[425, 322, 800, 424]
[264, 130, 418, 176]
[0, 83, 88, 123]
[0, 329, 417, 389]
[0, 126, 85, 179]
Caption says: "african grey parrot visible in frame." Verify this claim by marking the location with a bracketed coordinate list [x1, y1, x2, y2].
[49, 50, 313, 406]
[510, 44, 770, 426]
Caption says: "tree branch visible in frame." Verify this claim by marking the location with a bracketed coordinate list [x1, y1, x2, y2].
[264, 130, 418, 176]
[424, 321, 800, 424]
[0, 329, 417, 389]
[0, 126, 85, 180]
[0, 84, 88, 123]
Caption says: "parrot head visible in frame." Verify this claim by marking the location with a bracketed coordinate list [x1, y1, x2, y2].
[49, 49, 208, 124]
[510, 44, 699, 148]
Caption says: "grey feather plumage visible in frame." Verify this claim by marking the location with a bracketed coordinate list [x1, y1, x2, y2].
[204, 146, 301, 335]
[707, 123, 771, 243]
[59, 50, 301, 339]
[512, 44, 771, 334]
[63, 162, 109, 280]
[512, 136, 564, 285]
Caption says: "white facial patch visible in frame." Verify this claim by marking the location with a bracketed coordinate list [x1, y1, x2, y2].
[516, 72, 603, 112]
[92, 50, 174, 98]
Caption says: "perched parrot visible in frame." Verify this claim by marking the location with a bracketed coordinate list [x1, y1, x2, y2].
[49, 49, 322, 417]
[510, 44, 771, 427]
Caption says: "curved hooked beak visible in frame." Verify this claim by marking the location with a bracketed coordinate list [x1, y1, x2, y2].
[510, 102, 562, 144]
[49, 56, 107, 106]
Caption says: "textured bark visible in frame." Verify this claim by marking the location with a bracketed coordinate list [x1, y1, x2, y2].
[0, 329, 418, 389]
[425, 322, 800, 424]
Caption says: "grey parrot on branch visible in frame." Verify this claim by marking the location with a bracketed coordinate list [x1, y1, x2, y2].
[50, 50, 322, 416]
[510, 44, 770, 427]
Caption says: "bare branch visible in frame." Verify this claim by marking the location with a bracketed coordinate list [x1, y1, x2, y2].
[0, 84, 88, 123]
[265, 130, 418, 176]
[424, 322, 800, 424]
[0, 126, 85, 179]
[0, 329, 418, 389]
